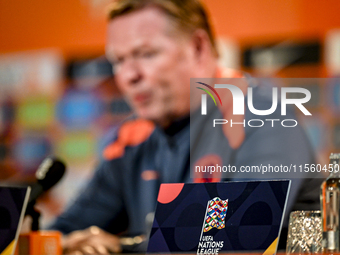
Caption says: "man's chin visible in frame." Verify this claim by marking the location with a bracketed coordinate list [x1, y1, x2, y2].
[136, 110, 159, 121]
[135, 111, 171, 128]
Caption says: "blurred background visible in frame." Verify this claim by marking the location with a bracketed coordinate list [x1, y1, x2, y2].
[0, 0, 340, 228]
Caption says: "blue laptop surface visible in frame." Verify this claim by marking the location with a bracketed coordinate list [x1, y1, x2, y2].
[0, 186, 30, 255]
[147, 180, 290, 254]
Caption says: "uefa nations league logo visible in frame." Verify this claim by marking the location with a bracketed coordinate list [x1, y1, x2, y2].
[197, 197, 228, 254]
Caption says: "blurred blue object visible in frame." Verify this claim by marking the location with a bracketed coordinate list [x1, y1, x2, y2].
[301, 116, 326, 151]
[0, 100, 15, 134]
[327, 77, 340, 114]
[56, 89, 103, 129]
[109, 98, 131, 115]
[13, 135, 51, 172]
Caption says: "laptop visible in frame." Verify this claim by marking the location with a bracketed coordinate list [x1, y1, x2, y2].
[147, 180, 290, 254]
[0, 186, 31, 255]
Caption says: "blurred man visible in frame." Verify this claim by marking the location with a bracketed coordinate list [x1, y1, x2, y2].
[50, 0, 321, 253]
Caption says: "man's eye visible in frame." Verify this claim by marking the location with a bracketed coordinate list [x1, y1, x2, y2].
[113, 58, 124, 67]
[141, 51, 157, 58]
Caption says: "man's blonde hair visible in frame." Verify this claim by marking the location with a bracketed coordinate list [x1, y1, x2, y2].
[107, 0, 217, 57]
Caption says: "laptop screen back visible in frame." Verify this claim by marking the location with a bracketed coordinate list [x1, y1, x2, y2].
[147, 180, 290, 254]
[0, 186, 30, 255]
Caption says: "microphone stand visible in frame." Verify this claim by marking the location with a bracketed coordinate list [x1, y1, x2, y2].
[25, 202, 41, 231]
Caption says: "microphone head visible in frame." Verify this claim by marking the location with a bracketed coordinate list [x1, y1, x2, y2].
[36, 157, 66, 191]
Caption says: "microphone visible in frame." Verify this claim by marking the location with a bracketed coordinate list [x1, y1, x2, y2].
[28, 157, 66, 206]
[18, 158, 66, 255]
[25, 157, 66, 231]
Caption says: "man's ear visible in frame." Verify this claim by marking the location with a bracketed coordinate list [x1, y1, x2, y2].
[191, 29, 215, 63]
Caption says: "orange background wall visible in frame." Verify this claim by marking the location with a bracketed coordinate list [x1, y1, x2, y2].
[207, 0, 340, 43]
[1, 0, 340, 57]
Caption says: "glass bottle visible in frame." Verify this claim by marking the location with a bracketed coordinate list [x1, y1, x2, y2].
[321, 153, 340, 252]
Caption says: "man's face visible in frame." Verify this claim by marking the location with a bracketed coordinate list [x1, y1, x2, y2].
[106, 7, 196, 127]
